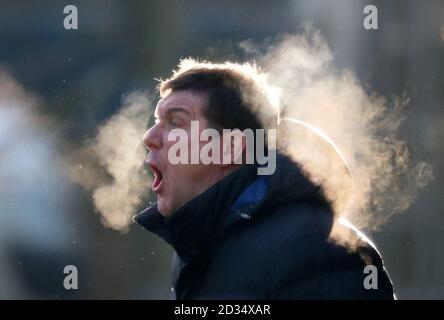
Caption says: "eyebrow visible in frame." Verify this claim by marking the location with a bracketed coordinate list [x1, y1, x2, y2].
[155, 107, 192, 119]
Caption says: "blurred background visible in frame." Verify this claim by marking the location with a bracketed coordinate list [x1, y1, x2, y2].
[0, 0, 443, 299]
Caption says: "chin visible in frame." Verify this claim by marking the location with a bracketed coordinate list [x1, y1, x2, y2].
[157, 199, 173, 218]
[156, 199, 167, 216]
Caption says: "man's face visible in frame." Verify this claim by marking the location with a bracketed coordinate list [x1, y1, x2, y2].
[142, 90, 224, 217]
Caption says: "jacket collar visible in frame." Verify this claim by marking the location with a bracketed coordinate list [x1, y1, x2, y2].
[133, 152, 331, 262]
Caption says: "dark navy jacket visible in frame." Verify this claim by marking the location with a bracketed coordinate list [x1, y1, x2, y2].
[134, 153, 394, 299]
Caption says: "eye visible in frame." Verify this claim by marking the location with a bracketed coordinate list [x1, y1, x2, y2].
[169, 118, 181, 128]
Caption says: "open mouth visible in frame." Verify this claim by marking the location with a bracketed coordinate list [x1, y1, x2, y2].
[149, 164, 164, 192]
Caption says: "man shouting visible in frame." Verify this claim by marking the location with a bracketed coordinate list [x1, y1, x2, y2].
[133, 59, 394, 300]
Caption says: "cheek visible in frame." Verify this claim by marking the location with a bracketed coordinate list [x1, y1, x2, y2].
[168, 164, 215, 189]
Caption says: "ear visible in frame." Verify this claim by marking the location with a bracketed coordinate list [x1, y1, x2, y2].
[221, 129, 246, 167]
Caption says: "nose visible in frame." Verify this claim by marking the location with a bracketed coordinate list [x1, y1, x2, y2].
[142, 123, 162, 151]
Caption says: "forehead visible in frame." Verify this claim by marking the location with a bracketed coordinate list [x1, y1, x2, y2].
[155, 90, 207, 116]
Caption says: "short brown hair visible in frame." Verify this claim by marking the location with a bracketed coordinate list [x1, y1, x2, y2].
[157, 59, 279, 132]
